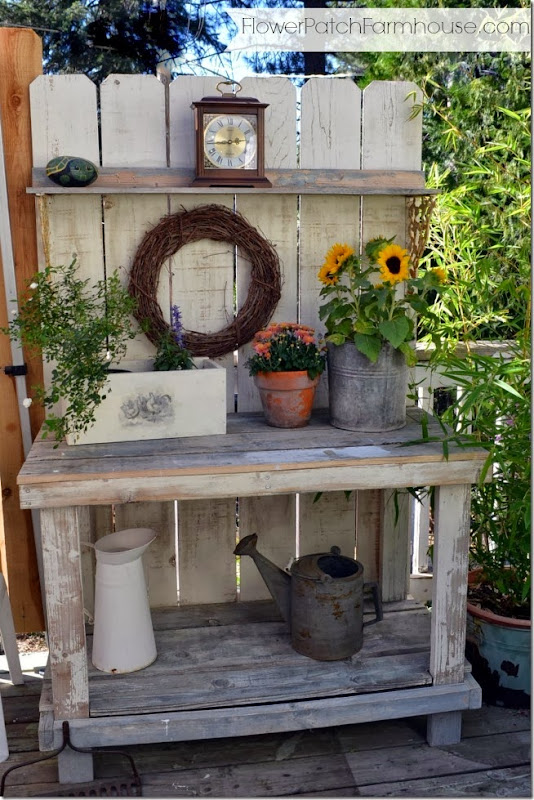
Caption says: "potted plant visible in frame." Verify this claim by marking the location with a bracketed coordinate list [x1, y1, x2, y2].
[1, 259, 138, 444]
[2, 262, 226, 445]
[434, 342, 530, 708]
[247, 322, 326, 428]
[317, 237, 445, 431]
[92, 302, 226, 445]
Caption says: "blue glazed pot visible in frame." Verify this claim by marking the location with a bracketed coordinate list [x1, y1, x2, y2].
[466, 582, 531, 709]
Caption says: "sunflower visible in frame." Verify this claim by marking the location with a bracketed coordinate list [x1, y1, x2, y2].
[432, 267, 447, 283]
[318, 243, 354, 285]
[376, 244, 410, 285]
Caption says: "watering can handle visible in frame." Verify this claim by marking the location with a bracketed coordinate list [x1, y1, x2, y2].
[362, 581, 383, 626]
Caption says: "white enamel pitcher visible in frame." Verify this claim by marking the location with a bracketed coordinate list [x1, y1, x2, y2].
[91, 528, 157, 673]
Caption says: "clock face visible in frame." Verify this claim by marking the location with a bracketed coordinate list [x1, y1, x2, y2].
[203, 113, 258, 170]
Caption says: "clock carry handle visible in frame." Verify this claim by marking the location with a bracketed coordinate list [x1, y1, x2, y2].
[216, 80, 242, 97]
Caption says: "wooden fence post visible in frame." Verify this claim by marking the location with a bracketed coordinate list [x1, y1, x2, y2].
[0, 28, 44, 631]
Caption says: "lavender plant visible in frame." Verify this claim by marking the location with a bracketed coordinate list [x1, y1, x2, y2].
[153, 305, 195, 371]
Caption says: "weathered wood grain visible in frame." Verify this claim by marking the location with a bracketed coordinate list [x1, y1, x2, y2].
[39, 507, 88, 719]
[235, 77, 299, 603]
[48, 678, 480, 750]
[99, 72, 177, 607]
[346, 730, 531, 789]
[357, 766, 532, 798]
[0, 30, 46, 632]
[2, 676, 527, 797]
[29, 166, 435, 194]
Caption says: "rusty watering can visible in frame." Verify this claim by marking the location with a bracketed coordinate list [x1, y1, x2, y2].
[234, 533, 383, 661]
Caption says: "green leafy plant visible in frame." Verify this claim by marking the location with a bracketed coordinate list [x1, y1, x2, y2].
[153, 305, 195, 371]
[317, 238, 445, 365]
[1, 258, 138, 443]
[426, 343, 530, 619]
[247, 323, 326, 380]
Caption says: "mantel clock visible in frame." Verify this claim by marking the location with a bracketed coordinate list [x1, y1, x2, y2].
[191, 81, 271, 188]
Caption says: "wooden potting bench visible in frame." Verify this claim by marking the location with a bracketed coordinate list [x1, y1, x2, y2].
[18, 408, 487, 782]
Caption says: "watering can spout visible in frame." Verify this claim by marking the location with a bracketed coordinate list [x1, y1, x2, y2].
[234, 533, 291, 623]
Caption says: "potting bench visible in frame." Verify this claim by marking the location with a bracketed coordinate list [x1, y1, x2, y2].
[18, 408, 486, 782]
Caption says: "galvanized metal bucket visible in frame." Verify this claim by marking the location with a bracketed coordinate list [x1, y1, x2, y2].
[290, 548, 382, 661]
[327, 341, 408, 432]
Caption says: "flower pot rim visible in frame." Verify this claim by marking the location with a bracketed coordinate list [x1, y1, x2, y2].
[467, 569, 531, 629]
[255, 369, 315, 376]
[253, 370, 320, 386]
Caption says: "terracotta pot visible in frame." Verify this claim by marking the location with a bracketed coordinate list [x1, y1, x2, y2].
[466, 569, 531, 708]
[254, 371, 319, 428]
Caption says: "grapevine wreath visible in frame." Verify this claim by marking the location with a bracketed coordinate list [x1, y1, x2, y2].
[128, 204, 281, 358]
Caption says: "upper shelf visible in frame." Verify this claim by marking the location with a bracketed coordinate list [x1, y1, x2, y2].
[28, 167, 438, 196]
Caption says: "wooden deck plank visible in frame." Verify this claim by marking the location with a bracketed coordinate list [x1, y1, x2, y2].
[344, 731, 531, 786]
[1, 682, 529, 799]
[356, 765, 532, 798]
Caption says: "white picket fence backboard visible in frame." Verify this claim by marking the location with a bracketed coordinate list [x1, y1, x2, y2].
[29, 75, 423, 609]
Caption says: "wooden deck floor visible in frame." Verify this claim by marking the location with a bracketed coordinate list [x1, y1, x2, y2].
[0, 665, 530, 798]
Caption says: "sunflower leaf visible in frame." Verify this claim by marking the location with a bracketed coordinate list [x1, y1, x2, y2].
[353, 333, 381, 362]
[378, 317, 410, 348]
[327, 333, 347, 346]
[354, 319, 375, 335]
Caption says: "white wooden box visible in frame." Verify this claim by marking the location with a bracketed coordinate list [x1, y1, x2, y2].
[65, 359, 227, 445]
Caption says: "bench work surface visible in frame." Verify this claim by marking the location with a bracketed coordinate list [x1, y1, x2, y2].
[18, 408, 487, 507]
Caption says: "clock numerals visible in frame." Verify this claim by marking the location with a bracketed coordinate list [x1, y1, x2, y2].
[203, 114, 257, 170]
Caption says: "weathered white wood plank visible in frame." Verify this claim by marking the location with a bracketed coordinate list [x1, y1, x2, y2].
[100, 74, 168, 362]
[177, 499, 236, 605]
[40, 507, 89, 718]
[101, 74, 166, 168]
[112, 502, 177, 608]
[238, 494, 296, 602]
[99, 73, 177, 607]
[430, 483, 471, 684]
[168, 76, 237, 606]
[29, 75, 99, 167]
[236, 76, 298, 413]
[298, 492, 356, 561]
[236, 77, 298, 603]
[355, 490, 381, 583]
[29, 74, 104, 438]
[360, 80, 423, 607]
[298, 77, 360, 566]
[300, 78, 361, 410]
[169, 75, 218, 169]
[380, 489, 411, 602]
[19, 455, 488, 510]
[361, 81, 423, 170]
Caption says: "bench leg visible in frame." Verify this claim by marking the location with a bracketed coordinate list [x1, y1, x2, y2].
[58, 747, 94, 783]
[427, 710, 462, 746]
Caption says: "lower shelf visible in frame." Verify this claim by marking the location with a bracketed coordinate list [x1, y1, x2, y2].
[39, 600, 481, 750]
[88, 599, 436, 716]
